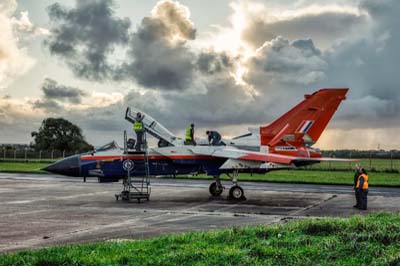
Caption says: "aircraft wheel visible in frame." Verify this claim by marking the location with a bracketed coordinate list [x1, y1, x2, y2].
[209, 182, 223, 196]
[229, 185, 245, 200]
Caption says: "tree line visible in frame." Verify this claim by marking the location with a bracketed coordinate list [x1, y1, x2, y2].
[322, 150, 400, 159]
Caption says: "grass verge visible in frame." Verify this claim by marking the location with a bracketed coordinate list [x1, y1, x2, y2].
[0, 162, 48, 174]
[1, 213, 400, 266]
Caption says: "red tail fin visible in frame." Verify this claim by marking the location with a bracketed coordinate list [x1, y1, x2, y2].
[260, 88, 348, 147]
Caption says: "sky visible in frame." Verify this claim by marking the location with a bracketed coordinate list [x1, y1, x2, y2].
[0, 0, 399, 150]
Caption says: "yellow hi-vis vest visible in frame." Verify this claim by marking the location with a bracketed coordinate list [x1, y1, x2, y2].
[133, 121, 143, 131]
[356, 174, 369, 190]
[185, 126, 193, 141]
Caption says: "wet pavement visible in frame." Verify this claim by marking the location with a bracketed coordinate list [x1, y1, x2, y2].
[0, 173, 399, 253]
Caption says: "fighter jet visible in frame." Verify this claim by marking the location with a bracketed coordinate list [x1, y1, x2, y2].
[44, 88, 351, 200]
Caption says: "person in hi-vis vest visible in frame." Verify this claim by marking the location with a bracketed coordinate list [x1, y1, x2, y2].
[353, 164, 362, 209]
[133, 112, 145, 151]
[356, 168, 369, 210]
[184, 123, 196, 145]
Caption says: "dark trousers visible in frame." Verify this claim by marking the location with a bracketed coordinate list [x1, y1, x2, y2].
[211, 136, 221, 145]
[355, 190, 360, 207]
[359, 189, 368, 210]
[135, 131, 144, 151]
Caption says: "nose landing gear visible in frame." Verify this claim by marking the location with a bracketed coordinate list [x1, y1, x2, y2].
[209, 175, 224, 196]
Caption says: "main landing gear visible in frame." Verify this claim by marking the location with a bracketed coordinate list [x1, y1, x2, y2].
[208, 171, 246, 200]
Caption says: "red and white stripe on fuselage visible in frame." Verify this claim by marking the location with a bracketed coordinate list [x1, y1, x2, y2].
[269, 146, 322, 159]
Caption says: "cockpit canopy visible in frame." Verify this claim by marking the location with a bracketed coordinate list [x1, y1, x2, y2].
[95, 141, 121, 152]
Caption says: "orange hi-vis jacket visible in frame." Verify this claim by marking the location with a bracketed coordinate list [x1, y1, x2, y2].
[356, 174, 369, 190]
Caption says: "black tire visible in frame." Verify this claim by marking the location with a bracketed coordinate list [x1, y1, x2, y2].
[209, 182, 223, 196]
[229, 185, 245, 200]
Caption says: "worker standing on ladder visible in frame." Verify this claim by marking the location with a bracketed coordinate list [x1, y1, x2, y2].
[184, 123, 196, 145]
[133, 112, 145, 151]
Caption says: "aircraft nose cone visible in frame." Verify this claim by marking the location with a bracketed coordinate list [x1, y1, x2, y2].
[42, 155, 81, 177]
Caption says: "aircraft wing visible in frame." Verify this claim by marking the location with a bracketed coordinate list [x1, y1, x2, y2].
[189, 146, 354, 169]
[189, 146, 290, 163]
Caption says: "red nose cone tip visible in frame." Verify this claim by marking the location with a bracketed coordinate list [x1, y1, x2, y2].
[42, 155, 81, 177]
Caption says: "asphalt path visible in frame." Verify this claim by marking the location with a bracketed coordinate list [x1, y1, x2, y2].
[1, 173, 399, 253]
[1, 172, 399, 196]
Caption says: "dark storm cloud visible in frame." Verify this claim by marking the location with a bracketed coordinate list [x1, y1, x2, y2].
[242, 10, 368, 50]
[45, 0, 130, 81]
[32, 79, 85, 113]
[39, 0, 400, 139]
[120, 0, 198, 91]
[32, 99, 61, 112]
[314, 0, 400, 128]
[41, 78, 86, 104]
[197, 51, 232, 75]
[45, 0, 215, 91]
[245, 36, 326, 88]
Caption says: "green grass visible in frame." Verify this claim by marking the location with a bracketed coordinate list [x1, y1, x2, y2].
[187, 170, 400, 187]
[310, 158, 400, 172]
[0, 162, 48, 174]
[1, 213, 400, 265]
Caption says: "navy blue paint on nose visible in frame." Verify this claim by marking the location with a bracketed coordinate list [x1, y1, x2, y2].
[42, 155, 81, 177]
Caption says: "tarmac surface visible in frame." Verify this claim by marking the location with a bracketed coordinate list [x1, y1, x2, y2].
[1, 172, 400, 253]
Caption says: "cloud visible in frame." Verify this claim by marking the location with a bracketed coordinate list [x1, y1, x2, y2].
[197, 50, 232, 75]
[45, 0, 212, 92]
[239, 3, 369, 50]
[245, 36, 326, 88]
[0, 0, 17, 15]
[149, 0, 196, 41]
[33, 78, 86, 113]
[41, 78, 86, 104]
[0, 96, 44, 143]
[120, 0, 198, 91]
[311, 0, 400, 130]
[45, 0, 131, 81]
[5, 0, 400, 150]
[11, 11, 50, 36]
[32, 99, 61, 112]
[0, 0, 35, 90]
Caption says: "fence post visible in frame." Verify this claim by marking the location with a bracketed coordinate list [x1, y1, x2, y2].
[39, 150, 42, 161]
[329, 153, 332, 170]
[391, 151, 393, 171]
[24, 147, 27, 162]
[51, 149, 54, 160]
[3, 148, 5, 160]
[349, 152, 352, 170]
[62, 150, 65, 158]
[14, 149, 16, 160]
[369, 151, 372, 170]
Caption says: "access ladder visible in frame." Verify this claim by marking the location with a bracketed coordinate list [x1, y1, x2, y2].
[115, 131, 151, 203]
